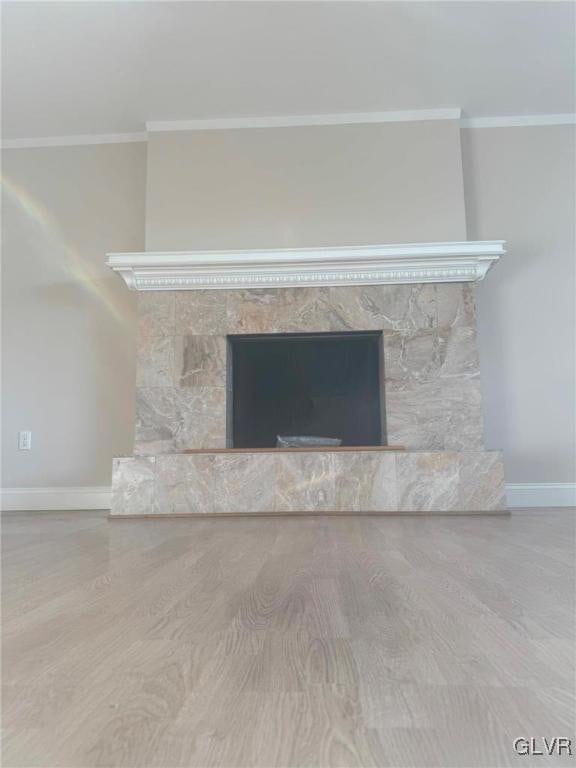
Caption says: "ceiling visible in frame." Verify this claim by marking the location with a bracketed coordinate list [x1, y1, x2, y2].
[2, 1, 575, 140]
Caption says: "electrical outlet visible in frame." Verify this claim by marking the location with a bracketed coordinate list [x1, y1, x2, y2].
[19, 431, 32, 450]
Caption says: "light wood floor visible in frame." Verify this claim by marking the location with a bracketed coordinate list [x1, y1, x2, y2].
[2, 509, 574, 767]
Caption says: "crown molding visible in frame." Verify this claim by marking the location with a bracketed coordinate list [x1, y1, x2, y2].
[461, 113, 576, 128]
[3, 112, 574, 149]
[1, 132, 148, 150]
[146, 109, 462, 133]
[4, 111, 574, 150]
[106, 241, 505, 292]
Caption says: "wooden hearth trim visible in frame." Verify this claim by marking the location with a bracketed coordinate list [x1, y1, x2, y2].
[181, 445, 405, 454]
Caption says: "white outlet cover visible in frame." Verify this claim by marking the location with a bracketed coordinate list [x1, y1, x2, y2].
[19, 430, 32, 450]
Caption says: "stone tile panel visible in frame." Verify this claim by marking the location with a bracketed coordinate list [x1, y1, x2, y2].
[175, 290, 228, 335]
[111, 457, 156, 516]
[386, 378, 484, 451]
[134, 388, 177, 455]
[333, 452, 397, 512]
[155, 454, 275, 514]
[137, 292, 175, 341]
[136, 336, 175, 388]
[459, 451, 506, 512]
[396, 452, 460, 512]
[110, 450, 507, 516]
[275, 452, 336, 512]
[172, 387, 227, 450]
[176, 335, 227, 387]
[328, 284, 437, 332]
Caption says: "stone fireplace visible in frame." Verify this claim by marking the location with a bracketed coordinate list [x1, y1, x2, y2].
[108, 241, 507, 516]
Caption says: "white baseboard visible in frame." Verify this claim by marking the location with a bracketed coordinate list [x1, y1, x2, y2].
[2, 483, 574, 513]
[1, 487, 112, 512]
[506, 483, 576, 509]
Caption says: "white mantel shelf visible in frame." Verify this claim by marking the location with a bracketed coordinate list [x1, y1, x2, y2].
[106, 241, 505, 291]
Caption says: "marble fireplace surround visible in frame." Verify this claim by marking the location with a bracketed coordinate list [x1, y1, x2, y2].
[134, 282, 485, 454]
[109, 241, 507, 516]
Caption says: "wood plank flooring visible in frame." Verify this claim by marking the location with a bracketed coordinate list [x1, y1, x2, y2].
[2, 509, 574, 767]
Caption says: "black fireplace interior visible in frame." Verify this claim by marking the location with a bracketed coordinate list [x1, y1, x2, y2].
[229, 331, 384, 448]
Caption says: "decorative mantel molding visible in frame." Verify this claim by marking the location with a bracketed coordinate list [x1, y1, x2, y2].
[106, 240, 505, 291]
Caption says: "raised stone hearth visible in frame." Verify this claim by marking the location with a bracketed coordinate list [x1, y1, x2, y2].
[112, 449, 505, 516]
[108, 241, 507, 516]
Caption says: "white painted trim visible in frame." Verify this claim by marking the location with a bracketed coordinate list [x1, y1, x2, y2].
[106, 240, 505, 292]
[462, 114, 576, 129]
[3, 112, 574, 149]
[146, 108, 462, 133]
[1, 486, 111, 512]
[2, 483, 573, 512]
[506, 483, 576, 509]
[1, 133, 148, 150]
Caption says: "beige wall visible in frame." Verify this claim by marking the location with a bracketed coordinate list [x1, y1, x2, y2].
[145, 121, 467, 250]
[2, 120, 574, 490]
[1, 142, 146, 487]
[462, 125, 576, 482]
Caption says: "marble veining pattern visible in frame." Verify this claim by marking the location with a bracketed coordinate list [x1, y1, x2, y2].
[383, 330, 444, 382]
[172, 387, 227, 450]
[327, 284, 437, 332]
[155, 454, 275, 514]
[275, 453, 336, 512]
[136, 336, 175, 388]
[435, 283, 476, 329]
[134, 283, 485, 453]
[226, 287, 333, 334]
[135, 388, 177, 456]
[459, 452, 506, 511]
[111, 450, 506, 516]
[332, 452, 397, 512]
[175, 290, 227, 335]
[111, 456, 156, 516]
[396, 452, 461, 512]
[385, 377, 484, 451]
[137, 292, 175, 341]
[118, 282, 506, 515]
[176, 335, 227, 388]
[440, 326, 480, 377]
[383, 327, 480, 383]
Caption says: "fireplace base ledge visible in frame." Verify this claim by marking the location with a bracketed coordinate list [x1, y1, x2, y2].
[110, 450, 506, 517]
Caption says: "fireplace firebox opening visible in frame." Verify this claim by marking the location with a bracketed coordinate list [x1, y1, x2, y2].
[228, 331, 385, 449]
